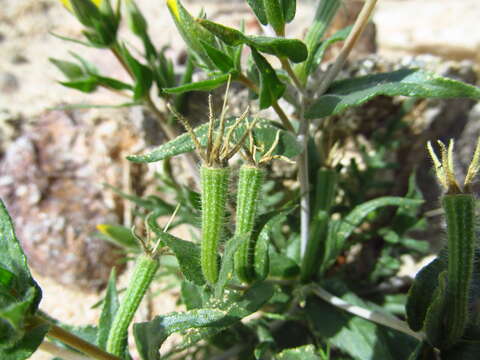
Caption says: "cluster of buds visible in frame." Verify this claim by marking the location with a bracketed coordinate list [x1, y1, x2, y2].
[59, 0, 120, 47]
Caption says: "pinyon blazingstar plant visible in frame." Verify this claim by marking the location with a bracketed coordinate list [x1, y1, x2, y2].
[2, 0, 480, 359]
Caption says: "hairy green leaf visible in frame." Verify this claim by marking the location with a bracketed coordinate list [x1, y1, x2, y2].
[0, 199, 43, 348]
[406, 257, 446, 332]
[276, 344, 320, 359]
[49, 58, 84, 79]
[281, 0, 296, 23]
[127, 118, 300, 163]
[163, 73, 231, 94]
[199, 19, 307, 63]
[118, 43, 153, 100]
[156, 232, 205, 285]
[305, 69, 480, 119]
[96, 224, 140, 252]
[307, 292, 418, 360]
[251, 48, 286, 109]
[200, 40, 235, 73]
[424, 271, 448, 348]
[320, 197, 423, 274]
[134, 282, 274, 360]
[310, 25, 351, 76]
[0, 323, 49, 360]
[97, 268, 119, 350]
[166, 0, 217, 68]
[134, 309, 228, 360]
[246, 0, 267, 25]
[215, 234, 248, 297]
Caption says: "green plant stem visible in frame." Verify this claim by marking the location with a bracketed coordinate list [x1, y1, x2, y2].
[106, 254, 159, 356]
[201, 165, 230, 284]
[310, 285, 424, 341]
[301, 168, 337, 281]
[315, 0, 378, 95]
[442, 194, 475, 345]
[234, 165, 265, 283]
[280, 57, 303, 91]
[299, 0, 378, 262]
[237, 74, 294, 132]
[32, 316, 120, 360]
[110, 43, 200, 185]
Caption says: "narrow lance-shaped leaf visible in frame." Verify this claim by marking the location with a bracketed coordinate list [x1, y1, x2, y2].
[127, 118, 300, 163]
[295, 0, 341, 84]
[155, 231, 205, 286]
[276, 345, 321, 360]
[320, 197, 424, 274]
[118, 43, 153, 100]
[281, 0, 296, 23]
[246, 0, 267, 25]
[406, 257, 446, 332]
[198, 19, 307, 63]
[264, 0, 285, 35]
[200, 40, 235, 73]
[251, 48, 286, 109]
[305, 68, 480, 119]
[166, 0, 217, 68]
[97, 224, 140, 252]
[0, 199, 46, 356]
[163, 73, 231, 94]
[309, 25, 352, 76]
[133, 282, 274, 360]
[97, 268, 119, 350]
[215, 234, 248, 297]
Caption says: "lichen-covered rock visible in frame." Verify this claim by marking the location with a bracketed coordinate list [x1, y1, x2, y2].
[0, 109, 147, 291]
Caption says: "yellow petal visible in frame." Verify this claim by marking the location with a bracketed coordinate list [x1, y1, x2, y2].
[166, 0, 180, 20]
[59, 0, 73, 11]
[59, 0, 102, 11]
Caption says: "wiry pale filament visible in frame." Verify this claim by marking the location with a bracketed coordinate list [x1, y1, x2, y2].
[132, 224, 149, 254]
[259, 131, 281, 164]
[464, 137, 480, 187]
[270, 155, 296, 164]
[210, 77, 232, 164]
[443, 140, 460, 192]
[221, 107, 250, 159]
[427, 141, 445, 187]
[206, 95, 214, 161]
[225, 119, 259, 161]
[437, 140, 451, 188]
[152, 203, 181, 256]
[210, 106, 229, 165]
[168, 104, 206, 162]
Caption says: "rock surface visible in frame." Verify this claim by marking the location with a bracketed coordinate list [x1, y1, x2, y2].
[0, 109, 147, 290]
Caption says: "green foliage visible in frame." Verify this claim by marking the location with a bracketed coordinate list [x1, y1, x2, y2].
[0, 200, 46, 359]
[199, 19, 308, 63]
[127, 117, 300, 163]
[97, 268, 119, 350]
[2, 0, 479, 358]
[133, 282, 274, 360]
[305, 68, 480, 118]
[306, 290, 418, 360]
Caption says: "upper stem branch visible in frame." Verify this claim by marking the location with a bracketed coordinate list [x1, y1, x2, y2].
[299, 0, 378, 260]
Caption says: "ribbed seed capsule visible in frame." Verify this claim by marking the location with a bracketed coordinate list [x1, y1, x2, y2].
[201, 166, 230, 284]
[442, 194, 475, 346]
[234, 165, 265, 283]
[300, 168, 337, 282]
[106, 254, 159, 356]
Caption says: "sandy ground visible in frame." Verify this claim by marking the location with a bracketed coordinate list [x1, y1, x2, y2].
[0, 0, 479, 359]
